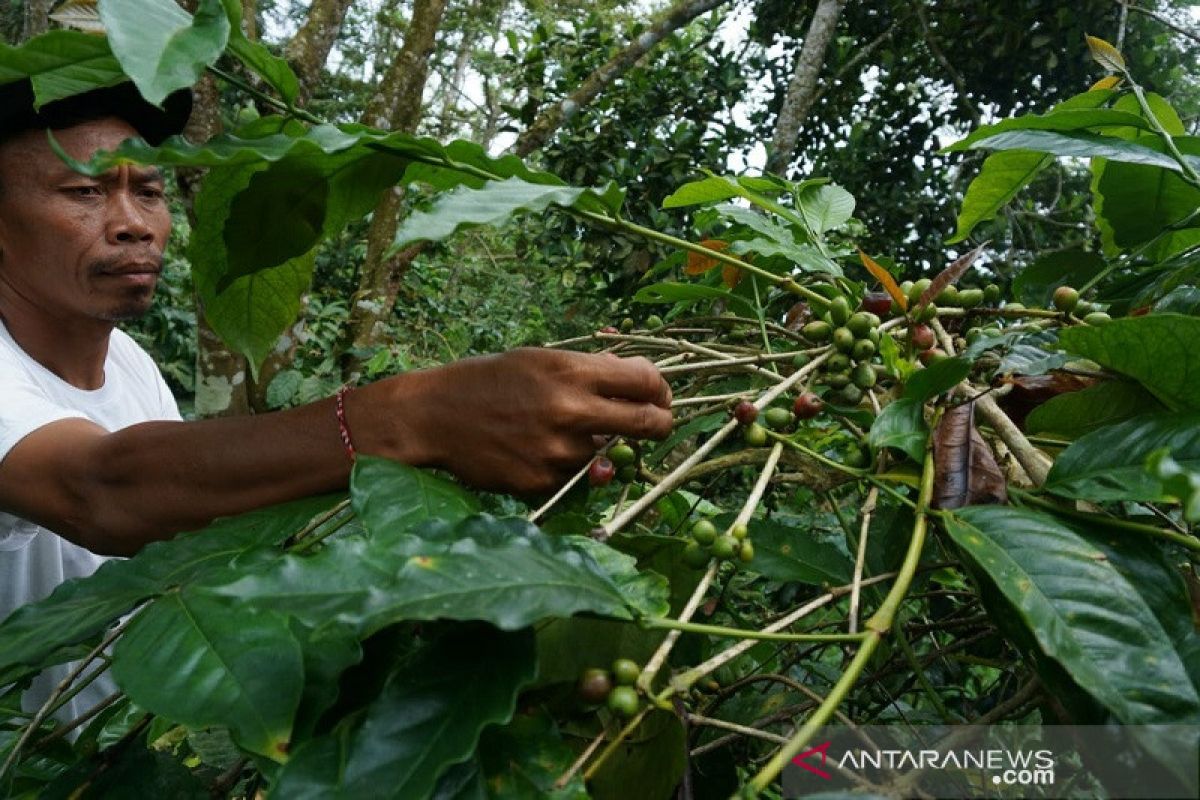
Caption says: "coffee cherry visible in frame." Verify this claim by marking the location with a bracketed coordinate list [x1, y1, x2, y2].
[617, 465, 637, 482]
[730, 522, 749, 541]
[744, 423, 768, 447]
[919, 347, 948, 366]
[793, 393, 825, 419]
[691, 519, 718, 546]
[792, 352, 811, 369]
[608, 442, 637, 467]
[829, 296, 852, 325]
[578, 668, 613, 705]
[1005, 302, 1025, 312]
[1083, 311, 1112, 326]
[589, 457, 616, 487]
[958, 288, 984, 308]
[607, 686, 640, 718]
[599, 326, 619, 334]
[826, 372, 852, 389]
[620, 317, 635, 332]
[683, 541, 710, 569]
[803, 321, 833, 342]
[646, 315, 665, 329]
[840, 384, 864, 406]
[826, 353, 851, 372]
[737, 539, 755, 563]
[916, 303, 939, 322]
[844, 447, 869, 468]
[764, 407, 793, 431]
[711, 535, 739, 560]
[935, 285, 958, 306]
[852, 362, 877, 389]
[861, 292, 892, 315]
[909, 324, 936, 350]
[851, 339, 876, 361]
[907, 278, 932, 306]
[846, 312, 874, 338]
[833, 327, 856, 353]
[733, 400, 758, 426]
[1053, 286, 1080, 313]
[612, 658, 641, 686]
[984, 283, 1002, 304]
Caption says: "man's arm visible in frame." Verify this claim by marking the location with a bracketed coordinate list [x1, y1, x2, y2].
[0, 349, 673, 556]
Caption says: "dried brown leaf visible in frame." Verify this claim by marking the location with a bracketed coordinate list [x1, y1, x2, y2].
[858, 249, 907, 311]
[917, 242, 988, 309]
[933, 402, 1008, 510]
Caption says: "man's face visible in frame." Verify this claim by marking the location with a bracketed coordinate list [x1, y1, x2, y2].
[0, 117, 171, 324]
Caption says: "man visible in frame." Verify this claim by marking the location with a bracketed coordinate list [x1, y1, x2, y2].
[0, 80, 673, 722]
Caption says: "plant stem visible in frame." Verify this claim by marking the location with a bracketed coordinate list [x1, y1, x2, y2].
[640, 617, 867, 643]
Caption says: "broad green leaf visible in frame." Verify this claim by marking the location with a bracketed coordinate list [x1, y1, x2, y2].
[1045, 413, 1200, 502]
[947, 151, 1052, 244]
[1026, 380, 1165, 439]
[729, 237, 841, 276]
[391, 177, 622, 253]
[947, 108, 1150, 151]
[662, 175, 742, 208]
[218, 0, 299, 105]
[0, 494, 341, 677]
[1146, 450, 1200, 522]
[796, 183, 855, 235]
[0, 30, 124, 106]
[964, 130, 1200, 174]
[903, 357, 970, 402]
[112, 589, 303, 759]
[1011, 248, 1108, 308]
[716, 204, 806, 244]
[99, 0, 229, 106]
[474, 711, 589, 799]
[350, 456, 479, 536]
[633, 281, 754, 315]
[272, 625, 536, 800]
[1093, 136, 1200, 253]
[571, 537, 672, 618]
[997, 343, 1071, 376]
[868, 398, 927, 463]
[1058, 314, 1200, 410]
[946, 507, 1200, 724]
[587, 709, 685, 800]
[290, 622, 363, 741]
[200, 514, 667, 636]
[40, 734, 208, 799]
[743, 517, 852, 585]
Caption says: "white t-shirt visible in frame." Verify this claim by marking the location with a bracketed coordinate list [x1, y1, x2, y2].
[0, 318, 180, 726]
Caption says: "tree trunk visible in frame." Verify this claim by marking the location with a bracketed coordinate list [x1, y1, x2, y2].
[339, 0, 449, 381]
[436, 0, 482, 138]
[764, 0, 848, 176]
[20, 0, 53, 40]
[513, 0, 732, 157]
[179, 76, 253, 418]
[284, 0, 355, 102]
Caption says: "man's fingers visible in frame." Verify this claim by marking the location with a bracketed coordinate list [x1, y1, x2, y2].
[587, 356, 672, 408]
[577, 397, 674, 440]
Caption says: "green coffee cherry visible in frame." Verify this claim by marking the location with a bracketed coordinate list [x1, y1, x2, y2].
[803, 320, 833, 342]
[607, 686, 640, 718]
[829, 296, 852, 325]
[907, 278, 932, 306]
[840, 384, 864, 405]
[916, 303, 939, 322]
[826, 353, 852, 372]
[744, 423, 768, 447]
[737, 539, 755, 563]
[852, 362, 877, 389]
[609, 442, 637, 467]
[984, 283, 1002, 304]
[792, 352, 811, 369]
[691, 519, 718, 546]
[826, 372, 852, 389]
[846, 312, 874, 338]
[958, 288, 984, 308]
[1053, 286, 1080, 313]
[683, 541, 710, 569]
[764, 407, 793, 430]
[833, 327, 856, 353]
[711, 535, 739, 560]
[935, 285, 958, 306]
[612, 659, 641, 686]
[730, 522, 749, 541]
[851, 339, 876, 361]
[646, 315, 664, 329]
[1083, 311, 1112, 326]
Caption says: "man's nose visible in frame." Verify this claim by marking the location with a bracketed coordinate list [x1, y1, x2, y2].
[106, 191, 156, 245]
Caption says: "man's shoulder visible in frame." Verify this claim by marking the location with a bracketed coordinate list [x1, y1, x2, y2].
[108, 328, 161, 375]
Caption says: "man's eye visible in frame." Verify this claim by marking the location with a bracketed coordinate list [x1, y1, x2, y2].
[68, 186, 102, 197]
[139, 188, 165, 200]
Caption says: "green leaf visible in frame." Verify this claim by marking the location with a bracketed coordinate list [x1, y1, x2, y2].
[200, 514, 666, 636]
[1011, 248, 1108, 308]
[946, 108, 1150, 151]
[729, 237, 841, 276]
[661, 175, 742, 208]
[868, 398, 927, 463]
[946, 507, 1200, 724]
[40, 734, 208, 799]
[1026, 380, 1165, 439]
[99, 0, 230, 106]
[218, 0, 299, 105]
[351, 456, 479, 536]
[0, 494, 342, 677]
[1093, 136, 1200, 253]
[795, 183, 855, 235]
[1044, 412, 1200, 502]
[1147, 449, 1200, 522]
[272, 625, 536, 800]
[0, 30, 124, 106]
[948, 151, 1052, 244]
[475, 710, 589, 799]
[963, 130, 1200, 174]
[903, 357, 970, 402]
[390, 177, 623, 253]
[112, 590, 303, 759]
[744, 517, 852, 585]
[632, 281, 754, 315]
[1058, 314, 1200, 410]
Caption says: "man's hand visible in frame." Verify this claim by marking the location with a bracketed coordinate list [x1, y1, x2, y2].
[362, 348, 673, 494]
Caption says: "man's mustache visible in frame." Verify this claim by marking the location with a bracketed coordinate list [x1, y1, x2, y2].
[88, 254, 164, 276]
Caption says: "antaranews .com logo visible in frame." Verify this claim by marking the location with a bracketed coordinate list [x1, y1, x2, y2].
[780, 725, 1198, 799]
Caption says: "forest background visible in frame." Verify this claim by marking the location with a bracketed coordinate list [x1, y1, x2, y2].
[7, 0, 1198, 419]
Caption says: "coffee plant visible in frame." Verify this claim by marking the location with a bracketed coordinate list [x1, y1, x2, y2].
[1, 6, 1197, 799]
